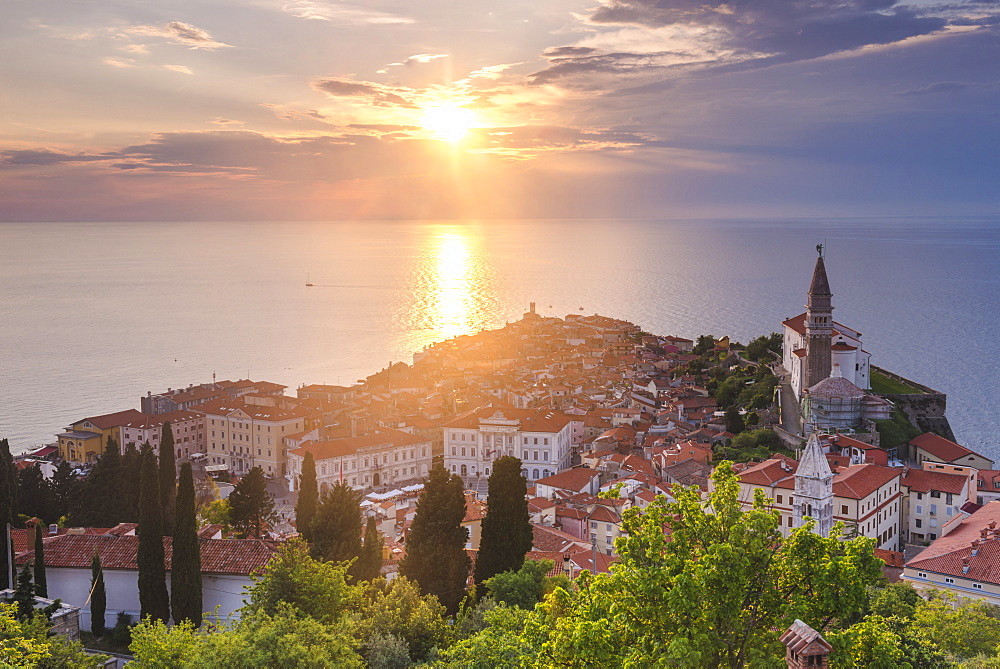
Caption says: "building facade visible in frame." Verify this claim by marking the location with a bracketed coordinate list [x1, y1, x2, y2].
[195, 399, 307, 477]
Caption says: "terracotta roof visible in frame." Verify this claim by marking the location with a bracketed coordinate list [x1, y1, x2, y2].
[874, 548, 905, 569]
[444, 406, 576, 433]
[120, 410, 203, 430]
[195, 399, 307, 422]
[906, 502, 1000, 566]
[76, 409, 146, 430]
[910, 432, 977, 463]
[535, 468, 600, 493]
[588, 506, 621, 523]
[782, 313, 862, 338]
[531, 524, 588, 553]
[739, 458, 900, 499]
[902, 468, 968, 495]
[17, 534, 276, 575]
[289, 429, 429, 461]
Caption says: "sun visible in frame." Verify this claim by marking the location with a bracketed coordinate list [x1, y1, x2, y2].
[420, 103, 477, 142]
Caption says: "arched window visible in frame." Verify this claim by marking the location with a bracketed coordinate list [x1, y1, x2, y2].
[532, 469, 539, 480]
[461, 464, 468, 476]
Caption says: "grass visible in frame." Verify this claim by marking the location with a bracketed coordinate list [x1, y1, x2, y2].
[870, 369, 924, 395]
[875, 407, 922, 451]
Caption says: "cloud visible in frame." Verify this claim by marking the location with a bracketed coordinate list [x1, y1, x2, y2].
[312, 78, 418, 107]
[211, 118, 245, 126]
[103, 57, 136, 69]
[894, 80, 968, 96]
[0, 149, 114, 166]
[123, 22, 232, 50]
[281, 1, 413, 24]
[164, 64, 194, 75]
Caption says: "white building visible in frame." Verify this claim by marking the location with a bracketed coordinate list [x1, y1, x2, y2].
[16, 530, 275, 629]
[442, 407, 579, 483]
[287, 429, 433, 494]
[736, 437, 903, 550]
[118, 409, 206, 463]
[783, 315, 871, 399]
[901, 463, 978, 544]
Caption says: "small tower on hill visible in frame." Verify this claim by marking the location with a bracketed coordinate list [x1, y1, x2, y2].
[793, 433, 834, 536]
[805, 245, 833, 391]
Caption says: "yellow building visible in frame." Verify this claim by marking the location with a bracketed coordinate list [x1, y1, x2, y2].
[57, 409, 145, 462]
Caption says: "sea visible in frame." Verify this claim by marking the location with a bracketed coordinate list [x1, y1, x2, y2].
[1, 217, 997, 460]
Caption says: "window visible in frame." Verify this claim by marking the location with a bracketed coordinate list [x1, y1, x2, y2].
[451, 447, 456, 456]
[917, 572, 927, 578]
[946, 493, 954, 505]
[787, 517, 793, 527]
[915, 519, 922, 528]
[916, 492, 923, 500]
[841, 505, 848, 515]
[916, 505, 923, 514]
[544, 438, 549, 445]
[945, 577, 955, 584]
[930, 490, 941, 498]
[974, 583, 984, 589]
[777, 495, 783, 504]
[930, 504, 937, 515]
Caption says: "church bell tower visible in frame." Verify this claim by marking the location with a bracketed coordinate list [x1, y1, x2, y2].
[805, 245, 833, 390]
[793, 433, 834, 536]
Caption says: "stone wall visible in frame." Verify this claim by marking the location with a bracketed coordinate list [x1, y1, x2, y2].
[872, 366, 956, 449]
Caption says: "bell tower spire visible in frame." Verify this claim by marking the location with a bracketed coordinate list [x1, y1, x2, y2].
[805, 245, 833, 390]
[793, 433, 834, 536]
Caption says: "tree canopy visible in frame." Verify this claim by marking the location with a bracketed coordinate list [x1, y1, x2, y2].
[474, 456, 532, 587]
[229, 467, 275, 539]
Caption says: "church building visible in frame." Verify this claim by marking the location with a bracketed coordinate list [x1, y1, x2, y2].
[782, 248, 871, 400]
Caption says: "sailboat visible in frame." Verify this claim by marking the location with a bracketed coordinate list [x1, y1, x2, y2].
[305, 272, 314, 287]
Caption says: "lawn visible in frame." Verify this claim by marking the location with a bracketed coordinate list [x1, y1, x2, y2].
[870, 369, 924, 395]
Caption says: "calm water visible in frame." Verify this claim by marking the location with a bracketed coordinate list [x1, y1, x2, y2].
[1, 217, 997, 459]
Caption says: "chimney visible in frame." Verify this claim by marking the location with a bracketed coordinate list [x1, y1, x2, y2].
[972, 540, 980, 557]
[962, 557, 971, 574]
[48, 524, 58, 535]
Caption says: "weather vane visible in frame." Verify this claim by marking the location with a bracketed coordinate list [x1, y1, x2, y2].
[816, 243, 824, 257]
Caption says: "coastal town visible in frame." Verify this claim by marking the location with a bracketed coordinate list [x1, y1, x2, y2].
[6, 249, 1000, 663]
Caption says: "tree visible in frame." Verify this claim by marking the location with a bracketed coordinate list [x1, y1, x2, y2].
[914, 593, 1000, 661]
[171, 463, 202, 628]
[16, 466, 52, 524]
[693, 334, 717, 355]
[244, 540, 355, 625]
[484, 559, 564, 610]
[0, 601, 106, 667]
[355, 516, 384, 582]
[295, 452, 318, 543]
[138, 446, 169, 623]
[311, 482, 363, 571]
[50, 460, 79, 522]
[351, 577, 450, 664]
[32, 523, 46, 598]
[0, 439, 15, 590]
[746, 333, 783, 362]
[474, 456, 532, 587]
[72, 438, 122, 527]
[91, 552, 106, 637]
[724, 406, 746, 434]
[159, 422, 177, 535]
[120, 442, 143, 523]
[536, 463, 885, 667]
[399, 466, 469, 615]
[228, 467, 275, 539]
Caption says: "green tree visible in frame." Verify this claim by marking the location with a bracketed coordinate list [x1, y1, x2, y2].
[724, 406, 746, 434]
[869, 582, 920, 620]
[32, 523, 46, 598]
[485, 559, 562, 610]
[120, 442, 143, 523]
[171, 463, 202, 628]
[914, 593, 1000, 661]
[310, 481, 363, 571]
[16, 466, 52, 524]
[229, 467, 275, 539]
[295, 452, 319, 543]
[536, 463, 885, 667]
[159, 422, 177, 535]
[0, 601, 106, 667]
[244, 540, 355, 625]
[399, 466, 470, 615]
[827, 615, 907, 667]
[72, 438, 122, 527]
[90, 552, 106, 637]
[351, 577, 450, 663]
[50, 460, 79, 522]
[746, 333, 783, 362]
[356, 516, 384, 582]
[128, 610, 362, 668]
[138, 446, 169, 623]
[474, 456, 532, 587]
[693, 334, 717, 355]
[437, 604, 539, 668]
[0, 439, 17, 590]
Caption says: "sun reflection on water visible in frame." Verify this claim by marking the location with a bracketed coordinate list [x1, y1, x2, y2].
[396, 226, 497, 355]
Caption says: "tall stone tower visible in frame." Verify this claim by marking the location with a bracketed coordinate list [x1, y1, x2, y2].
[804, 246, 833, 390]
[793, 433, 834, 536]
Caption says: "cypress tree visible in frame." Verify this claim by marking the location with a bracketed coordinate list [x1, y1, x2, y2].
[72, 438, 122, 527]
[295, 452, 318, 542]
[310, 482, 362, 570]
[90, 553, 106, 637]
[50, 461, 79, 522]
[33, 522, 46, 597]
[120, 442, 143, 523]
[1, 439, 17, 525]
[159, 422, 177, 535]
[356, 515, 384, 582]
[138, 446, 169, 622]
[229, 467, 275, 539]
[171, 463, 202, 627]
[474, 456, 533, 586]
[399, 466, 469, 615]
[0, 438, 15, 590]
[17, 466, 53, 524]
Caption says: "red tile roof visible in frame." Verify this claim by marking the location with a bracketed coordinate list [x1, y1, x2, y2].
[536, 468, 600, 493]
[739, 457, 900, 499]
[289, 429, 429, 461]
[16, 534, 276, 575]
[901, 468, 968, 495]
[910, 432, 978, 463]
[445, 406, 576, 433]
[76, 409, 146, 430]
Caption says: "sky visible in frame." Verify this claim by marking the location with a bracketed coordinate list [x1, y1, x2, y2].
[2, 0, 998, 221]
